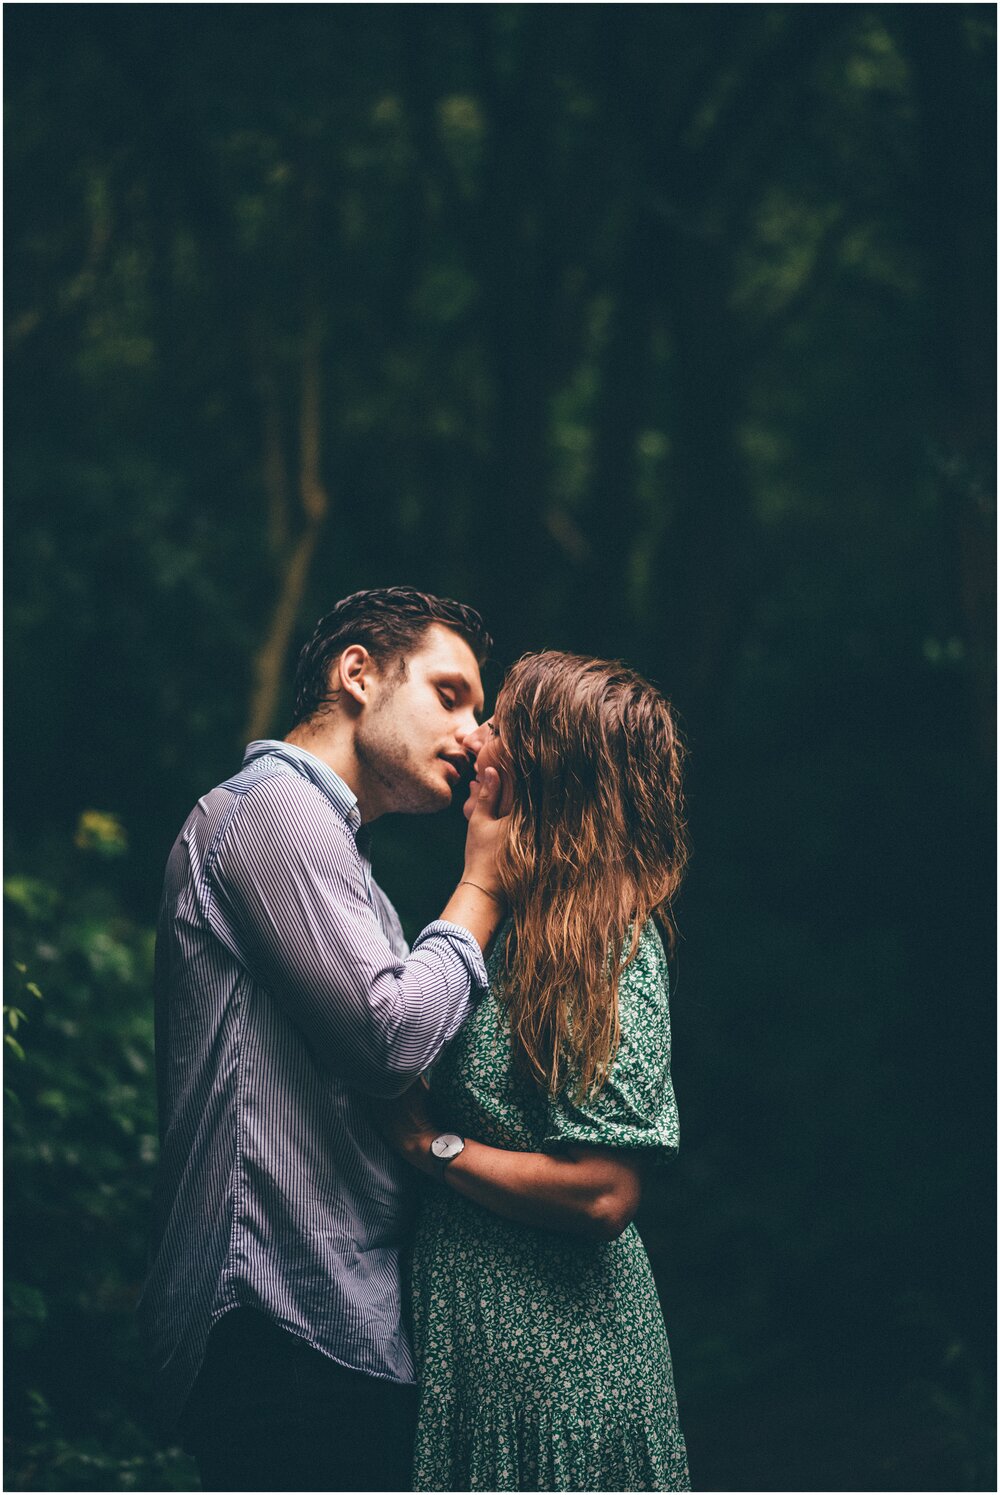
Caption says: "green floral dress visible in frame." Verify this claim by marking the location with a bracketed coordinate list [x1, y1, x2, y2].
[410, 921, 691, 1492]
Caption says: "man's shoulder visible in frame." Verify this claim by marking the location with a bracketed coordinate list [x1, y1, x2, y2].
[209, 756, 353, 844]
[218, 751, 306, 798]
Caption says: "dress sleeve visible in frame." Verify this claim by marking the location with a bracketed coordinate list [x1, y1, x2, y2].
[542, 921, 680, 1159]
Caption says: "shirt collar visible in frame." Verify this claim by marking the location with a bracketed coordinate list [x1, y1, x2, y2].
[242, 740, 362, 833]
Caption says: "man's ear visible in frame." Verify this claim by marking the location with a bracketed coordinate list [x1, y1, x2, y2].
[337, 645, 374, 709]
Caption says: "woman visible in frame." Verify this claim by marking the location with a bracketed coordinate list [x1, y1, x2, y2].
[387, 651, 690, 1492]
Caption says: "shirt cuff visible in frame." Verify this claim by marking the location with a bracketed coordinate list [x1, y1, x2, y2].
[413, 920, 489, 995]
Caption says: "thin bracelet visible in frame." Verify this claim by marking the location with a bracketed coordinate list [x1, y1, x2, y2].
[459, 880, 504, 905]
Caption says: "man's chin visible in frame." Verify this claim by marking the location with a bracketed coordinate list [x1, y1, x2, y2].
[396, 781, 455, 816]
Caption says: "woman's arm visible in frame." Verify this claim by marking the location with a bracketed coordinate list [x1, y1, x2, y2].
[416, 1133, 642, 1241]
[374, 1085, 643, 1241]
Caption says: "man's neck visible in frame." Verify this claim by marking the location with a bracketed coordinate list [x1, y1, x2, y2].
[284, 724, 380, 823]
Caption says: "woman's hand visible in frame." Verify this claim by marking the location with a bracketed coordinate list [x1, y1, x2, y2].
[440, 1140, 644, 1241]
[369, 1079, 438, 1176]
[374, 1080, 642, 1238]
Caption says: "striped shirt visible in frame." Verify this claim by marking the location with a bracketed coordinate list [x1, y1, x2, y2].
[136, 740, 486, 1421]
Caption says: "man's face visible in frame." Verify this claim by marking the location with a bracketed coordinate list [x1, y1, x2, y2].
[354, 624, 485, 817]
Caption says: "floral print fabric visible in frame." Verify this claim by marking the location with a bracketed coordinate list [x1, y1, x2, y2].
[410, 921, 691, 1491]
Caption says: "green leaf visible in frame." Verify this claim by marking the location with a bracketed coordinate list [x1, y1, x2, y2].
[26, 982, 43, 1000]
[5, 1034, 26, 1061]
[37, 1089, 69, 1116]
[26, 1388, 51, 1433]
[5, 1282, 48, 1322]
[74, 810, 129, 859]
[74, 924, 135, 983]
[3, 877, 59, 921]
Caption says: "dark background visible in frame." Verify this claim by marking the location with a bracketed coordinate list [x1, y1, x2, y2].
[4, 5, 995, 1490]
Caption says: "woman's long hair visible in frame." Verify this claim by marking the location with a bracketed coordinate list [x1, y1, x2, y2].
[492, 651, 688, 1101]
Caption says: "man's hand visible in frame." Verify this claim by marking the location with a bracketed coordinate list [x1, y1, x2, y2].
[370, 1079, 437, 1176]
[440, 765, 506, 954]
[461, 766, 505, 900]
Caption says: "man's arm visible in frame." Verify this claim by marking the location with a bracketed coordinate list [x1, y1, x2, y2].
[210, 769, 505, 1096]
[439, 767, 505, 949]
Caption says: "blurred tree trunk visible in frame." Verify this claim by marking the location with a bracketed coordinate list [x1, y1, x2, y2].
[553, 12, 649, 658]
[636, 6, 850, 732]
[245, 307, 330, 741]
[895, 7, 996, 760]
[578, 227, 650, 660]
[653, 233, 754, 733]
[472, 10, 563, 659]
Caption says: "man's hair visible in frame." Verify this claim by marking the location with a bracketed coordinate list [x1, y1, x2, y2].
[290, 586, 492, 727]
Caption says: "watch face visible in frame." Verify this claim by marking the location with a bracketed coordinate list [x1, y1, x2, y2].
[431, 1133, 464, 1162]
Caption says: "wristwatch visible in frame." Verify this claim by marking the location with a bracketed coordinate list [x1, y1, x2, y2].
[429, 1132, 465, 1177]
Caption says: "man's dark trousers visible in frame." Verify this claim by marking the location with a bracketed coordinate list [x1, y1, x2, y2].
[180, 1309, 418, 1492]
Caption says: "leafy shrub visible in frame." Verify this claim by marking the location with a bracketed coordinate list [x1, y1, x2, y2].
[4, 819, 196, 1491]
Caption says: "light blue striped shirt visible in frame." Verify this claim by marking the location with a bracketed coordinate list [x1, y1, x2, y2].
[137, 741, 486, 1420]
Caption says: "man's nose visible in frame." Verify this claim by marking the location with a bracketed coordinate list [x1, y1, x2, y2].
[458, 720, 487, 756]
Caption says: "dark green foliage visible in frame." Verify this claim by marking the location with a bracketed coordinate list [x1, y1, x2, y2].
[4, 5, 994, 1490]
[4, 838, 196, 1491]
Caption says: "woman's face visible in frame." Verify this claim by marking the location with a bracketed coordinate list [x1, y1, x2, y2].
[462, 717, 514, 817]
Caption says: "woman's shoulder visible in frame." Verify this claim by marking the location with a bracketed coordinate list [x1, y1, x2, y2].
[619, 919, 671, 1009]
[484, 916, 514, 987]
[488, 915, 670, 1021]
[543, 917, 678, 1154]
[634, 917, 669, 965]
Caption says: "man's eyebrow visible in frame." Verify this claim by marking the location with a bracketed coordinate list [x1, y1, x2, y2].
[435, 671, 469, 688]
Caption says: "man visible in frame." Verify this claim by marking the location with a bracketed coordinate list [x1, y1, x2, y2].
[137, 588, 506, 1492]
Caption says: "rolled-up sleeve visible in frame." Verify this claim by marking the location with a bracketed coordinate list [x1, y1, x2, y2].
[209, 773, 484, 1096]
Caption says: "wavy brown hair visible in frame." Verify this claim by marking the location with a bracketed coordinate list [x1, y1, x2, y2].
[492, 651, 688, 1101]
